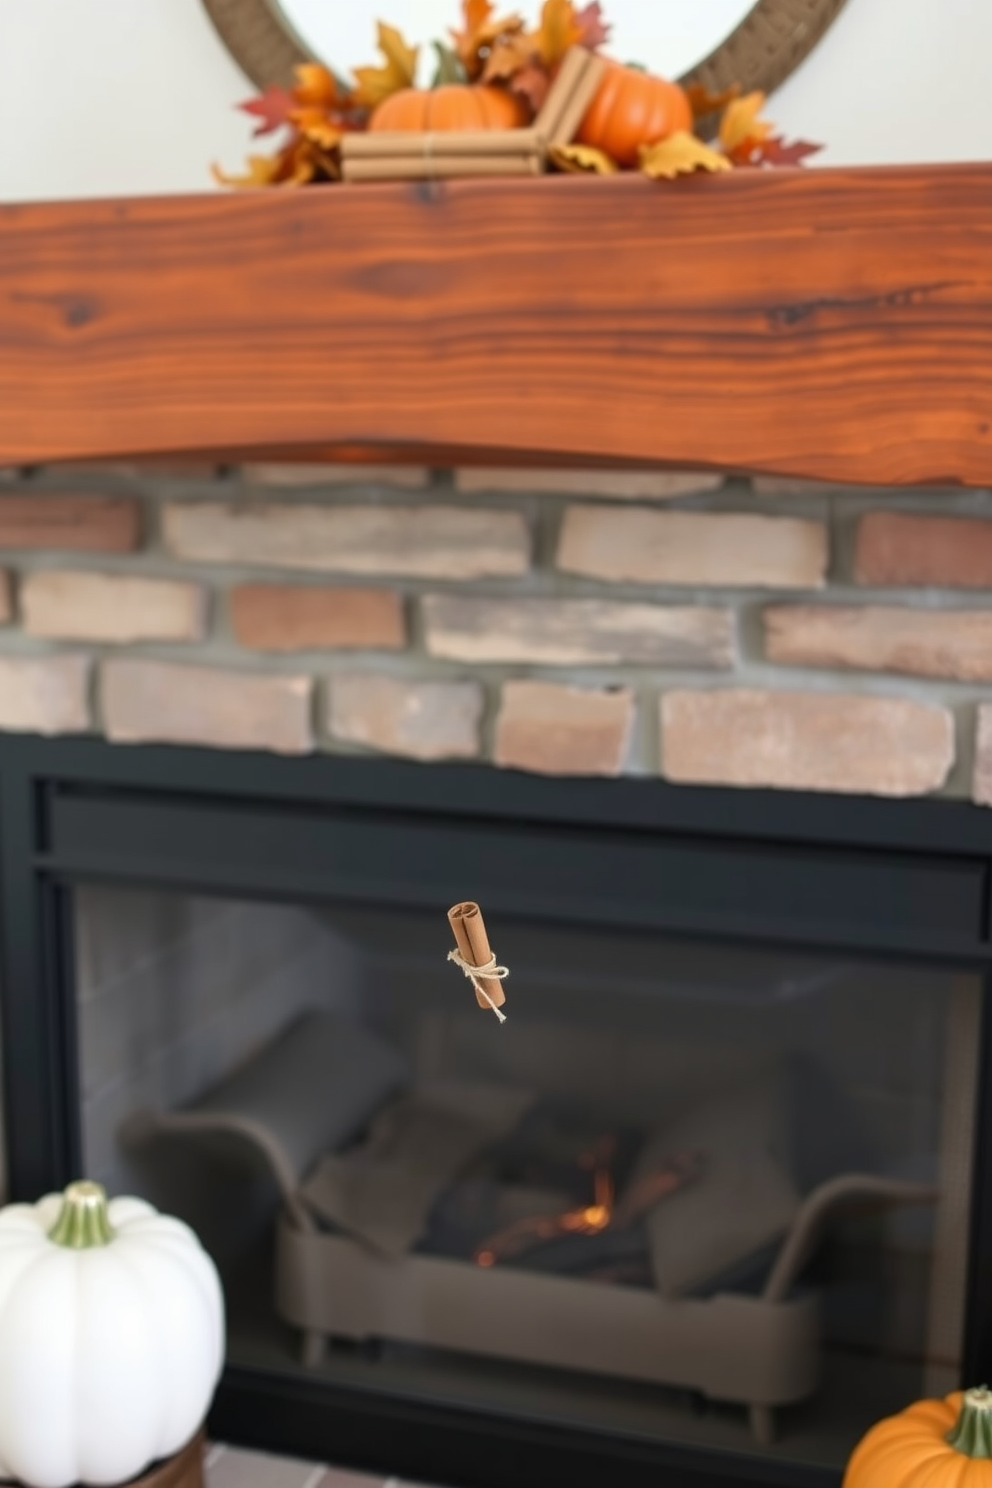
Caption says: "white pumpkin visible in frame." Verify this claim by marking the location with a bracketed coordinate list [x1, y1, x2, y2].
[0, 1181, 225, 1488]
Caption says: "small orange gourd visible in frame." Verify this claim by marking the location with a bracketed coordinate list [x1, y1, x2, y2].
[843, 1388, 992, 1488]
[370, 85, 528, 132]
[577, 61, 692, 168]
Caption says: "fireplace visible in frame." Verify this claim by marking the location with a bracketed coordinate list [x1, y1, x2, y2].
[3, 164, 992, 1488]
[4, 732, 992, 1488]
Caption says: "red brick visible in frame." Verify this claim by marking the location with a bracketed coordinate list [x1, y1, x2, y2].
[102, 660, 312, 754]
[855, 512, 992, 589]
[660, 689, 953, 797]
[230, 586, 405, 652]
[494, 681, 634, 776]
[765, 605, 992, 682]
[0, 495, 140, 552]
[327, 675, 482, 760]
[557, 507, 827, 588]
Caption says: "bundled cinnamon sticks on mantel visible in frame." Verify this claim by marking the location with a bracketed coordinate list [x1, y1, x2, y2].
[447, 902, 508, 1022]
[343, 131, 544, 183]
[341, 46, 606, 183]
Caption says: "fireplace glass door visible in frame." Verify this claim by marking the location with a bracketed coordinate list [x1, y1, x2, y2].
[73, 881, 978, 1474]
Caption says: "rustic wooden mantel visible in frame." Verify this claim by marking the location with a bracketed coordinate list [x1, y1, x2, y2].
[1, 166, 990, 484]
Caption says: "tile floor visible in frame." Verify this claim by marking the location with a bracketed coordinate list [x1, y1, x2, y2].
[205, 1442, 433, 1488]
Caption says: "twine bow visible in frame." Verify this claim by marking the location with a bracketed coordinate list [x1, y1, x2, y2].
[447, 947, 509, 1024]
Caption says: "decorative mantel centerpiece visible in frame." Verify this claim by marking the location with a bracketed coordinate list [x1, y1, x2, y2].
[216, 0, 819, 186]
[0, 1182, 224, 1488]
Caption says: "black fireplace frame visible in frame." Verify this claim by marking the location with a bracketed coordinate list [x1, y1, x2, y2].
[3, 731, 992, 1488]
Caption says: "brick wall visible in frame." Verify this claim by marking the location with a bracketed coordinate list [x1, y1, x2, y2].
[0, 459, 990, 801]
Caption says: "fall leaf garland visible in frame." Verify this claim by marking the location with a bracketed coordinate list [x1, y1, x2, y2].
[214, 0, 821, 188]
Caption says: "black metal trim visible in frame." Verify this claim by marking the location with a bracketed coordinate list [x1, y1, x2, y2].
[2, 733, 992, 1488]
[209, 1365, 833, 1488]
[965, 977, 992, 1382]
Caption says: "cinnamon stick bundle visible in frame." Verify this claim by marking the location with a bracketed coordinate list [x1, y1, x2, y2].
[535, 45, 608, 149]
[344, 128, 543, 159]
[343, 153, 541, 183]
[447, 902, 507, 1019]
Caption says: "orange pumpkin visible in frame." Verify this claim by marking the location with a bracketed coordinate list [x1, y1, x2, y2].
[577, 61, 692, 168]
[370, 85, 528, 132]
[843, 1388, 992, 1488]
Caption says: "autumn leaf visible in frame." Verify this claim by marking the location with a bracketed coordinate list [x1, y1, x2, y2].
[286, 106, 344, 150]
[239, 85, 295, 136]
[719, 90, 774, 158]
[684, 80, 740, 121]
[639, 131, 731, 179]
[574, 2, 610, 49]
[352, 21, 418, 108]
[212, 154, 284, 189]
[482, 30, 535, 82]
[508, 59, 550, 111]
[549, 142, 617, 174]
[533, 0, 582, 66]
[450, 0, 525, 80]
[292, 63, 341, 108]
[289, 136, 341, 183]
[749, 135, 823, 166]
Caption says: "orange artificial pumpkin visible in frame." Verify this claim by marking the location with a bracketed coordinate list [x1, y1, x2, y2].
[577, 62, 692, 168]
[843, 1388, 992, 1488]
[370, 84, 528, 132]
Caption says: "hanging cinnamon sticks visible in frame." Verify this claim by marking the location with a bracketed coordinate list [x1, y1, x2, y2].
[447, 902, 508, 1023]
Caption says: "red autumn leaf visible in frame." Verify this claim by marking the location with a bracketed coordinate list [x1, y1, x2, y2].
[755, 135, 823, 166]
[684, 81, 740, 121]
[574, 2, 610, 49]
[239, 85, 295, 136]
[509, 59, 551, 111]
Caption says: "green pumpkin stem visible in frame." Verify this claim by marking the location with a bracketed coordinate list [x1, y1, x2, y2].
[48, 1180, 114, 1249]
[947, 1387, 992, 1458]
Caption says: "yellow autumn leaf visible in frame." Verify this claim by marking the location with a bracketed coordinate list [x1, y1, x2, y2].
[639, 131, 731, 180]
[719, 91, 773, 154]
[549, 143, 617, 174]
[452, 0, 525, 79]
[482, 30, 534, 82]
[211, 154, 284, 189]
[533, 0, 581, 65]
[352, 21, 419, 108]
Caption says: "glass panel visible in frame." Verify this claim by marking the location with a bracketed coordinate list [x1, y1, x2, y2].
[74, 885, 979, 1471]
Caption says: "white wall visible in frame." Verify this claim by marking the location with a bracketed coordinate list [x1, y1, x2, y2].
[1, 0, 990, 203]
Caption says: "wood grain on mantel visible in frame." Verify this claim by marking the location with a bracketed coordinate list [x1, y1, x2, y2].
[1, 167, 990, 484]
